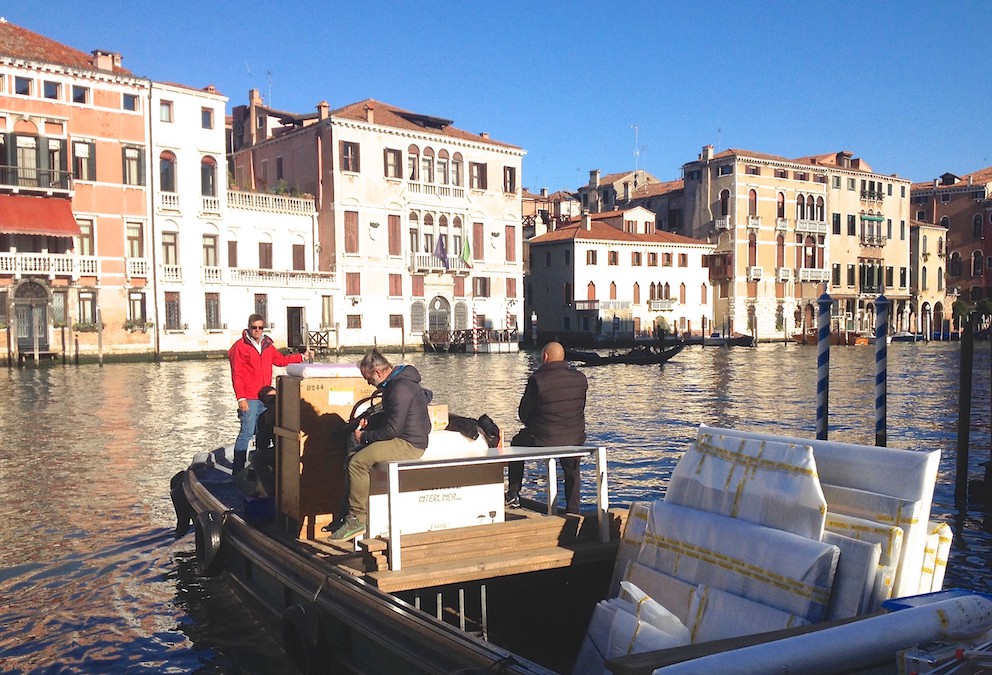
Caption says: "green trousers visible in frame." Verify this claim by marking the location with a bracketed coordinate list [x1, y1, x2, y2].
[347, 437, 425, 521]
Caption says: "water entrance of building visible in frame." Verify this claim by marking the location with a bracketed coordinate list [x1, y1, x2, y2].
[14, 280, 49, 351]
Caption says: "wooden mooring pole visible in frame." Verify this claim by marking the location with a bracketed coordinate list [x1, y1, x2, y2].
[956, 314, 974, 508]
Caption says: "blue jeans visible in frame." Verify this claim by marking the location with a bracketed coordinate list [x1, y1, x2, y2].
[234, 399, 265, 469]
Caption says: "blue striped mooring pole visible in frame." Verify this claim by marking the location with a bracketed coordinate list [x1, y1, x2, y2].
[875, 294, 889, 447]
[816, 291, 832, 440]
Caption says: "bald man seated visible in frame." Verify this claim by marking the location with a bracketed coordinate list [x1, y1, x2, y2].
[505, 341, 589, 513]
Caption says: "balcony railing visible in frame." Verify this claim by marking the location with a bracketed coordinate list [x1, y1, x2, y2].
[202, 266, 222, 283]
[161, 264, 182, 282]
[408, 251, 471, 274]
[408, 181, 466, 199]
[860, 190, 885, 202]
[227, 268, 336, 288]
[574, 300, 599, 311]
[776, 267, 791, 282]
[860, 233, 886, 247]
[126, 258, 149, 278]
[0, 251, 97, 278]
[747, 216, 761, 229]
[775, 217, 789, 231]
[798, 267, 831, 283]
[649, 299, 675, 311]
[0, 165, 73, 193]
[228, 190, 315, 215]
[795, 220, 828, 235]
[714, 216, 732, 230]
[201, 196, 221, 214]
[747, 266, 763, 281]
[159, 193, 180, 211]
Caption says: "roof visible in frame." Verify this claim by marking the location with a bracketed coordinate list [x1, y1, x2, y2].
[530, 213, 708, 247]
[911, 165, 992, 191]
[0, 18, 131, 74]
[629, 179, 684, 199]
[332, 99, 521, 149]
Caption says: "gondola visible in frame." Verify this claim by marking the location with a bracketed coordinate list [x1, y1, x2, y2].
[565, 341, 685, 366]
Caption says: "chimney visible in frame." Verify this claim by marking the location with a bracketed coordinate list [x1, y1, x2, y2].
[249, 88, 263, 105]
[203, 84, 218, 94]
[540, 187, 548, 198]
[623, 181, 630, 202]
[582, 211, 592, 230]
[701, 145, 714, 161]
[364, 102, 374, 124]
[317, 100, 330, 121]
[90, 49, 117, 71]
[479, 131, 489, 139]
[589, 169, 600, 187]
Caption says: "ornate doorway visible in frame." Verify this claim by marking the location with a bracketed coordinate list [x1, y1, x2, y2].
[14, 280, 50, 351]
[428, 296, 450, 333]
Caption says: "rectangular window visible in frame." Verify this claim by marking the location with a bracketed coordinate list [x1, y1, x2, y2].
[43, 81, 60, 100]
[472, 276, 491, 297]
[503, 166, 516, 193]
[126, 223, 144, 258]
[389, 315, 403, 329]
[51, 290, 66, 325]
[161, 231, 178, 265]
[159, 100, 173, 121]
[608, 250, 619, 266]
[847, 178, 856, 191]
[389, 274, 402, 297]
[258, 242, 273, 269]
[322, 295, 332, 327]
[662, 252, 673, 267]
[346, 272, 361, 296]
[586, 250, 597, 265]
[412, 274, 425, 297]
[885, 266, 894, 288]
[344, 211, 359, 254]
[123, 93, 139, 112]
[678, 253, 688, 267]
[341, 141, 360, 172]
[384, 148, 402, 178]
[72, 85, 89, 104]
[648, 252, 658, 266]
[78, 291, 97, 324]
[205, 293, 221, 329]
[347, 315, 362, 329]
[254, 294, 267, 321]
[451, 158, 462, 186]
[227, 241, 238, 268]
[507, 277, 517, 299]
[717, 164, 733, 176]
[470, 162, 487, 190]
[421, 156, 434, 183]
[745, 165, 760, 176]
[900, 220, 906, 240]
[201, 107, 213, 129]
[847, 215, 856, 236]
[73, 141, 96, 181]
[831, 176, 841, 189]
[15, 76, 31, 96]
[77, 219, 95, 257]
[773, 168, 787, 178]
[631, 251, 642, 266]
[122, 146, 144, 185]
[832, 213, 841, 235]
[388, 214, 401, 256]
[832, 263, 841, 286]
[165, 292, 181, 329]
[453, 276, 465, 297]
[887, 218, 893, 239]
[900, 267, 907, 288]
[901, 185, 907, 198]
[128, 291, 146, 323]
[292, 244, 305, 271]
[846, 264, 856, 287]
[505, 225, 516, 262]
[202, 235, 218, 267]
[276, 157, 283, 181]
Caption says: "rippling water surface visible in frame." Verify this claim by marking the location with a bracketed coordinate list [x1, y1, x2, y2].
[1, 342, 990, 672]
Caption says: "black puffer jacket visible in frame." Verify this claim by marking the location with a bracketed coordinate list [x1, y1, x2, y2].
[362, 364, 433, 450]
[518, 361, 587, 446]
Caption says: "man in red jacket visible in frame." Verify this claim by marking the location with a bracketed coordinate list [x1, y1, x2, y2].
[229, 313, 311, 475]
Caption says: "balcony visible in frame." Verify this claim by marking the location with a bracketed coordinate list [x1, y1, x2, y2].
[649, 299, 675, 311]
[714, 216, 732, 230]
[775, 217, 789, 231]
[746, 266, 763, 281]
[795, 220, 828, 235]
[775, 267, 791, 282]
[227, 268, 336, 288]
[201, 197, 221, 215]
[228, 190, 315, 215]
[859, 233, 886, 247]
[860, 190, 885, 202]
[746, 216, 761, 229]
[408, 251, 471, 274]
[158, 193, 180, 211]
[574, 300, 599, 311]
[161, 264, 182, 282]
[408, 181, 465, 200]
[0, 251, 97, 279]
[798, 267, 831, 283]
[0, 165, 72, 195]
[202, 266, 222, 284]
[125, 258, 149, 278]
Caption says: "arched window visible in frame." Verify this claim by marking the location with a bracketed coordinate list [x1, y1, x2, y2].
[776, 192, 785, 218]
[796, 194, 805, 220]
[719, 190, 730, 216]
[815, 196, 825, 221]
[700, 283, 708, 304]
[633, 282, 640, 305]
[950, 251, 962, 277]
[437, 149, 449, 184]
[679, 283, 686, 304]
[407, 144, 420, 181]
[451, 152, 463, 187]
[804, 235, 817, 268]
[974, 214, 984, 238]
[940, 216, 949, 228]
[649, 282, 656, 300]
[587, 281, 596, 301]
[421, 147, 435, 183]
[408, 211, 419, 252]
[776, 234, 785, 267]
[937, 237, 944, 256]
[200, 156, 217, 197]
[748, 189, 757, 217]
[938, 267, 944, 291]
[422, 213, 434, 253]
[664, 282, 671, 299]
[748, 232, 757, 267]
[160, 151, 176, 192]
[973, 250, 983, 277]
[609, 281, 617, 300]
[922, 267, 928, 291]
[806, 195, 815, 221]
[563, 282, 572, 305]
[922, 235, 928, 253]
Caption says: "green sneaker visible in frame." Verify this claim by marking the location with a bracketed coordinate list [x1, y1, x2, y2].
[328, 515, 365, 541]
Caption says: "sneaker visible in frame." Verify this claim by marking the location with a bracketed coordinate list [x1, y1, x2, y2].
[505, 492, 520, 509]
[327, 515, 365, 541]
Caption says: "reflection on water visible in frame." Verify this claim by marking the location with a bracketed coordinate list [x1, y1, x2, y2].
[0, 343, 990, 671]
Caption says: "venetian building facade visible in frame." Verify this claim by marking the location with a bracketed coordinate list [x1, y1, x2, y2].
[527, 208, 713, 346]
[0, 19, 150, 359]
[911, 168, 992, 310]
[229, 92, 525, 347]
[576, 169, 659, 214]
[909, 220, 949, 336]
[681, 146, 913, 340]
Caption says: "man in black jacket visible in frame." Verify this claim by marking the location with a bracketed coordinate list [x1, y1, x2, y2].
[506, 341, 588, 513]
[328, 349, 432, 541]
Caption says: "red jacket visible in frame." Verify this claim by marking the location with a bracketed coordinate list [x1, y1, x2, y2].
[229, 331, 303, 401]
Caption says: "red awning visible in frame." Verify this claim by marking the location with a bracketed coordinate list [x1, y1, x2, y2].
[0, 194, 81, 237]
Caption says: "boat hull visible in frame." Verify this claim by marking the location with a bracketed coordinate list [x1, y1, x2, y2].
[566, 342, 685, 366]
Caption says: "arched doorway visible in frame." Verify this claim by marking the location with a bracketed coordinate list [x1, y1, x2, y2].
[428, 296, 450, 333]
[13, 280, 50, 351]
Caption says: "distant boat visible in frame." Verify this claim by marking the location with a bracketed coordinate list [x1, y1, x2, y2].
[702, 332, 754, 347]
[792, 330, 860, 346]
[566, 342, 685, 366]
[889, 331, 920, 343]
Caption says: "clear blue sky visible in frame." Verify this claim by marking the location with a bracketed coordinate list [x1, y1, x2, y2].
[6, 1, 990, 191]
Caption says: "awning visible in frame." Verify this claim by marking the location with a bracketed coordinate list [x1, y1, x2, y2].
[859, 215, 885, 222]
[0, 194, 81, 237]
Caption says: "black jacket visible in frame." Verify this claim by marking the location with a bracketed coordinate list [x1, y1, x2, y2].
[362, 365, 432, 450]
[518, 361, 587, 446]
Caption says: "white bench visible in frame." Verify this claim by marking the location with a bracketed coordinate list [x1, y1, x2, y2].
[376, 445, 609, 571]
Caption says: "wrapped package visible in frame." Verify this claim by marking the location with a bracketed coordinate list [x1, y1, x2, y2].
[917, 531, 941, 595]
[823, 531, 881, 619]
[622, 562, 696, 625]
[686, 584, 809, 643]
[929, 521, 952, 593]
[636, 501, 839, 622]
[666, 430, 826, 540]
[610, 501, 651, 596]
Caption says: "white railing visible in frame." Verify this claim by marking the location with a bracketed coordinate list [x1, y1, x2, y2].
[161, 264, 182, 282]
[715, 217, 732, 230]
[776, 267, 791, 282]
[227, 190, 315, 215]
[227, 268, 336, 288]
[159, 193, 180, 211]
[860, 233, 886, 247]
[126, 258, 149, 278]
[202, 266, 222, 284]
[599, 300, 631, 310]
[795, 220, 828, 235]
[201, 196, 221, 214]
[798, 267, 831, 283]
[747, 216, 761, 229]
[0, 252, 98, 279]
[775, 217, 789, 231]
[649, 299, 675, 311]
[574, 300, 599, 310]
[408, 251, 472, 273]
[747, 266, 763, 281]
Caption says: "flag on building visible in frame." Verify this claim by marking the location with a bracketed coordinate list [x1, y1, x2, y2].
[434, 236, 449, 269]
[461, 237, 473, 268]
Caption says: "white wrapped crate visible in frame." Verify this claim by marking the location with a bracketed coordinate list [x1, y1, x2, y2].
[823, 531, 881, 619]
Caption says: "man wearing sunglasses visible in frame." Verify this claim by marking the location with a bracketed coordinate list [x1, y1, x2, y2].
[228, 313, 312, 476]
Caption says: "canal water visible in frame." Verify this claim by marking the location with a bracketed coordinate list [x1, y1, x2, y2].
[1, 342, 991, 672]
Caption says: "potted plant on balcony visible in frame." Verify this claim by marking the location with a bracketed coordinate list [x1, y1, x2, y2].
[73, 322, 102, 332]
[123, 319, 154, 333]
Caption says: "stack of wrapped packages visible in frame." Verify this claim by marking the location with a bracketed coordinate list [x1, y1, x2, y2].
[574, 424, 945, 673]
